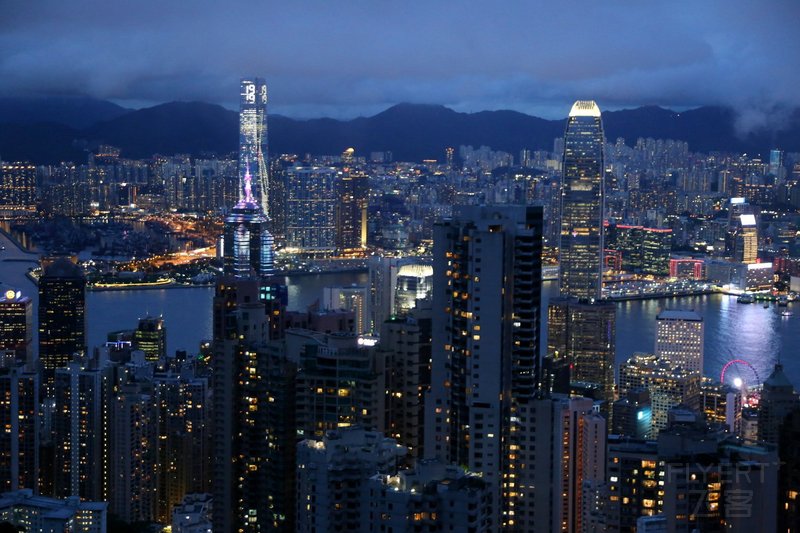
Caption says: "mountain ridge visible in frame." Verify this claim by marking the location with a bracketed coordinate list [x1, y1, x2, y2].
[1, 98, 798, 164]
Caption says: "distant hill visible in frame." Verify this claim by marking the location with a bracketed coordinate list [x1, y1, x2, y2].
[85, 101, 240, 158]
[0, 96, 129, 129]
[1, 98, 798, 164]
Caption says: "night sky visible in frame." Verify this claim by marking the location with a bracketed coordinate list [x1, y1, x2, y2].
[1, 0, 798, 126]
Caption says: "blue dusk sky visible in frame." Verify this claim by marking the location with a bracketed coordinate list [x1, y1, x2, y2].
[0, 0, 797, 124]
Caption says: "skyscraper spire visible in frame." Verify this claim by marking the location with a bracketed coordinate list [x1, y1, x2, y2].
[242, 163, 255, 204]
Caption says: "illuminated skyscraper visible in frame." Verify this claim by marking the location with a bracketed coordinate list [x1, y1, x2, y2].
[153, 365, 210, 524]
[38, 257, 86, 394]
[291, 329, 385, 439]
[559, 100, 605, 300]
[110, 381, 157, 523]
[0, 162, 36, 210]
[654, 309, 704, 374]
[547, 101, 617, 410]
[425, 205, 543, 530]
[735, 213, 758, 264]
[514, 395, 606, 533]
[335, 169, 369, 254]
[285, 165, 338, 254]
[211, 277, 273, 532]
[222, 164, 275, 278]
[52, 355, 113, 502]
[225, 78, 276, 279]
[0, 290, 33, 363]
[239, 78, 269, 214]
[133, 315, 166, 362]
[380, 307, 432, 463]
[0, 357, 39, 493]
[547, 297, 616, 403]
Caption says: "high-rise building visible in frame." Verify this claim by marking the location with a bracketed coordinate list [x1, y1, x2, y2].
[611, 389, 652, 439]
[381, 308, 432, 462]
[649, 368, 701, 437]
[285, 165, 338, 254]
[778, 407, 800, 532]
[618, 353, 701, 438]
[641, 228, 673, 277]
[110, 381, 157, 523]
[654, 309, 704, 374]
[153, 365, 210, 523]
[513, 395, 607, 533]
[550, 101, 616, 411]
[368, 256, 433, 333]
[735, 213, 758, 264]
[547, 297, 616, 403]
[758, 363, 799, 444]
[291, 329, 385, 439]
[699, 379, 742, 434]
[659, 422, 778, 532]
[559, 100, 605, 300]
[0, 357, 39, 493]
[365, 460, 492, 533]
[223, 78, 276, 279]
[212, 277, 296, 531]
[0, 289, 33, 363]
[769, 148, 784, 182]
[0, 489, 107, 533]
[322, 285, 369, 334]
[52, 355, 113, 502]
[605, 224, 673, 277]
[603, 436, 662, 533]
[222, 166, 275, 278]
[0, 162, 36, 210]
[239, 78, 269, 214]
[295, 428, 406, 533]
[133, 315, 167, 362]
[38, 257, 86, 393]
[394, 262, 434, 315]
[425, 205, 543, 530]
[336, 169, 369, 254]
[604, 223, 672, 277]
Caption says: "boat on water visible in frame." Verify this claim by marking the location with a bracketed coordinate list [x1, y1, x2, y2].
[764, 302, 770, 308]
[737, 294, 755, 304]
[779, 296, 789, 307]
[782, 310, 793, 317]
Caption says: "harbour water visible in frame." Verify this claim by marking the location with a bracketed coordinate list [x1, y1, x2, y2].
[1, 228, 797, 390]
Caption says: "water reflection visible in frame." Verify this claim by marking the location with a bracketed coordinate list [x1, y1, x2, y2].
[1, 226, 796, 390]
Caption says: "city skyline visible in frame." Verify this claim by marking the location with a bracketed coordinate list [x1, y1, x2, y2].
[0, 74, 800, 531]
[1, 1, 798, 124]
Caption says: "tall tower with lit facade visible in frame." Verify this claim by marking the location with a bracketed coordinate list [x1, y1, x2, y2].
[224, 77, 275, 278]
[133, 315, 166, 362]
[654, 309, 704, 374]
[222, 167, 275, 278]
[425, 205, 543, 530]
[559, 100, 605, 300]
[335, 169, 369, 255]
[38, 257, 86, 394]
[0, 290, 33, 363]
[239, 78, 269, 214]
[547, 101, 617, 409]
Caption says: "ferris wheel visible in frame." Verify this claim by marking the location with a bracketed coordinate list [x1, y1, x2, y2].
[720, 358, 761, 389]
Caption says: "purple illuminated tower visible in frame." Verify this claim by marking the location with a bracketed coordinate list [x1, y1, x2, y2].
[223, 160, 275, 277]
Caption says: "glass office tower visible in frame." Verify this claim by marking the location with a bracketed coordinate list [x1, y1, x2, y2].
[239, 78, 269, 214]
[559, 100, 605, 300]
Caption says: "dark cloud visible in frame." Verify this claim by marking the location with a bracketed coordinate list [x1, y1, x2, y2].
[1, 0, 798, 127]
